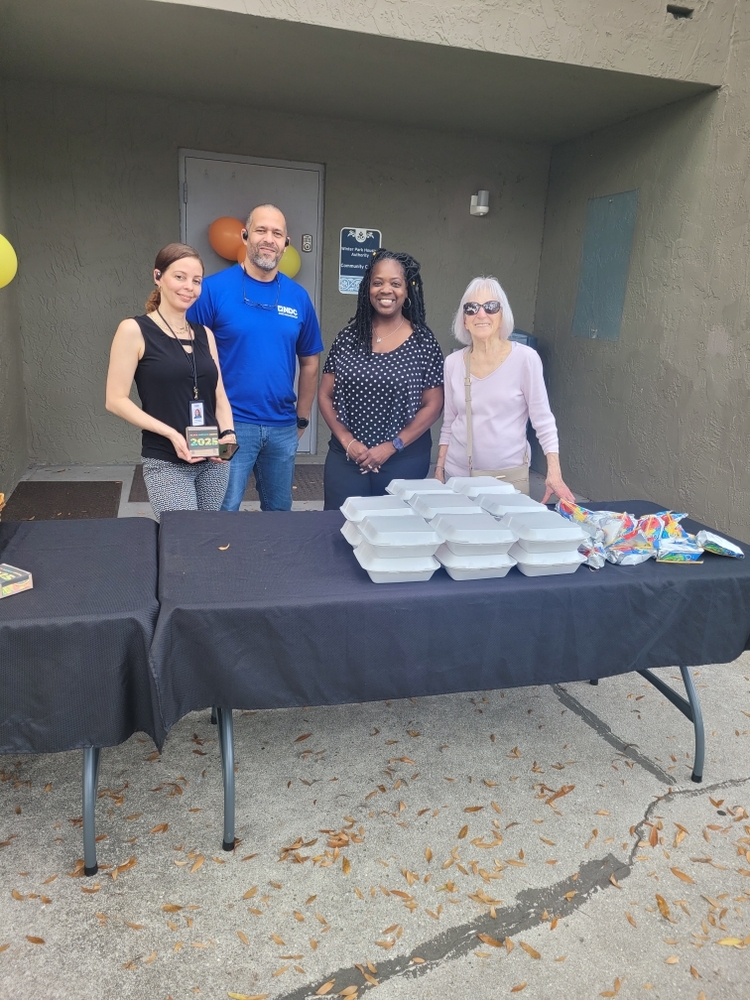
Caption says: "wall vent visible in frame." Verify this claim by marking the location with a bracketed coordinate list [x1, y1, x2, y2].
[667, 5, 693, 18]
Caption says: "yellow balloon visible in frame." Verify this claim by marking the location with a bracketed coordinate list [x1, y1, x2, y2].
[278, 244, 301, 279]
[0, 233, 18, 289]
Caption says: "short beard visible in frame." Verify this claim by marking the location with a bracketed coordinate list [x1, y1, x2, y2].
[250, 250, 282, 272]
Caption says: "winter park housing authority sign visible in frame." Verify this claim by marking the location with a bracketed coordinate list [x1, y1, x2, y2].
[339, 227, 382, 294]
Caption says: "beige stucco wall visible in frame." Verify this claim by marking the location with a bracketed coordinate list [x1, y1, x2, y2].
[534, 6, 750, 536]
[0, 84, 28, 497]
[4, 80, 550, 464]
[155, 0, 735, 86]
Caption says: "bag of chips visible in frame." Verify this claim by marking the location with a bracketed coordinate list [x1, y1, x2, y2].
[694, 530, 744, 558]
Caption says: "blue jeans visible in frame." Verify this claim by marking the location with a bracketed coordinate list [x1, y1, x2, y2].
[221, 422, 299, 511]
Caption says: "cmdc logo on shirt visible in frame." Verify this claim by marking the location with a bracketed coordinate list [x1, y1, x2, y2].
[277, 305, 299, 319]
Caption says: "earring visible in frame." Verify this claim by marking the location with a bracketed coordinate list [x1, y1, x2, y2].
[404, 297, 411, 308]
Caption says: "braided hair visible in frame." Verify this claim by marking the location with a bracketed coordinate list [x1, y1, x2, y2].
[350, 249, 428, 352]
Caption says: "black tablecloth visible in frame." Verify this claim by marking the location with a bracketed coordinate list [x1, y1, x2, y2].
[0, 518, 162, 753]
[151, 503, 750, 731]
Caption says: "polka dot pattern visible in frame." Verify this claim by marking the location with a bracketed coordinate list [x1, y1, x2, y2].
[323, 324, 444, 447]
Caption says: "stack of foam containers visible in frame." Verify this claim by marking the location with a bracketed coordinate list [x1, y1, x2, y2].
[339, 494, 413, 548]
[446, 476, 519, 498]
[386, 478, 454, 501]
[503, 510, 588, 577]
[474, 492, 549, 518]
[339, 494, 442, 583]
[409, 491, 486, 520]
[430, 512, 517, 580]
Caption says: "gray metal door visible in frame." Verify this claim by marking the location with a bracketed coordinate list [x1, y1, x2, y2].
[179, 150, 324, 454]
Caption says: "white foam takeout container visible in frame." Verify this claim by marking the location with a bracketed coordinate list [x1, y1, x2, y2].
[409, 493, 485, 520]
[340, 520, 364, 547]
[476, 493, 548, 517]
[447, 476, 519, 497]
[354, 542, 439, 584]
[430, 512, 517, 556]
[500, 510, 588, 553]
[356, 514, 442, 558]
[436, 545, 517, 581]
[340, 495, 414, 521]
[509, 542, 586, 577]
[386, 479, 454, 501]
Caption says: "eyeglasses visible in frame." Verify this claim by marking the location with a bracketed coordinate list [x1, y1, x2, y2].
[463, 300, 502, 316]
[242, 271, 280, 311]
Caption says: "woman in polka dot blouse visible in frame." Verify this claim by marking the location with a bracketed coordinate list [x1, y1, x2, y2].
[318, 250, 444, 509]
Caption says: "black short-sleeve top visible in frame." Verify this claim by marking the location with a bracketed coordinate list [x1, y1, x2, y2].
[133, 315, 220, 463]
[323, 324, 444, 447]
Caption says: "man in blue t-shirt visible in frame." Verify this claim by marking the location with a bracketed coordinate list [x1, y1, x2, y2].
[188, 204, 323, 511]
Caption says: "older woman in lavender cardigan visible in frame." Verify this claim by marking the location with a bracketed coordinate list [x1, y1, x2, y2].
[435, 276, 575, 503]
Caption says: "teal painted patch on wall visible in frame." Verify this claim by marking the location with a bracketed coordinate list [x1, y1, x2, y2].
[572, 189, 639, 341]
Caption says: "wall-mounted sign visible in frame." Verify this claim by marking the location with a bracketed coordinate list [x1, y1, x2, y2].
[339, 227, 382, 294]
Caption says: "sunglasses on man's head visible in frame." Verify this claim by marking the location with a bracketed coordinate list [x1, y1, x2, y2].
[463, 300, 502, 316]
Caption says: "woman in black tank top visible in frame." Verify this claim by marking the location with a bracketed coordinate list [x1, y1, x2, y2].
[105, 244, 237, 518]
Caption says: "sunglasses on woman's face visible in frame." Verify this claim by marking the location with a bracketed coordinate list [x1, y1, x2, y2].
[463, 300, 502, 316]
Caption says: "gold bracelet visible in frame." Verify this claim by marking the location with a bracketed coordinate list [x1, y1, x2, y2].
[345, 439, 356, 460]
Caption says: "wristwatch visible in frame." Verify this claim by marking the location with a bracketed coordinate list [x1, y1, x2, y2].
[392, 437, 405, 451]
[296, 416, 310, 429]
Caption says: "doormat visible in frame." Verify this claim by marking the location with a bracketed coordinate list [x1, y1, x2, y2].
[1, 480, 122, 522]
[264, 464, 324, 502]
[129, 463, 324, 503]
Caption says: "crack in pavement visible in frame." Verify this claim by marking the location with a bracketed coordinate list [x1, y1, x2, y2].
[276, 854, 631, 1000]
[278, 777, 750, 999]
[629, 773, 750, 864]
[552, 683, 673, 785]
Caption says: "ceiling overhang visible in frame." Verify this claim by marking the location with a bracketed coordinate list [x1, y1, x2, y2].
[0, 0, 714, 143]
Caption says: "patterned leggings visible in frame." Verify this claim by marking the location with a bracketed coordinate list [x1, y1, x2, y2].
[141, 458, 230, 522]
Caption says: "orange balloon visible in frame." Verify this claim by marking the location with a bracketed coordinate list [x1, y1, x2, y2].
[236, 243, 247, 264]
[208, 216, 244, 260]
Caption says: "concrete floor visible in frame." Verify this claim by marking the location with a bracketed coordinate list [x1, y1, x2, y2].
[1, 467, 747, 1000]
[16, 463, 564, 519]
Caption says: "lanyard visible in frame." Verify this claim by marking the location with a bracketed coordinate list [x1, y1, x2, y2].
[157, 309, 199, 399]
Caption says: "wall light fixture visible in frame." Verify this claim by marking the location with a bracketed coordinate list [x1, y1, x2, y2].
[470, 190, 489, 216]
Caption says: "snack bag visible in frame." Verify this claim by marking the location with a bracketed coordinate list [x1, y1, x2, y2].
[637, 512, 667, 547]
[578, 538, 607, 569]
[651, 511, 703, 563]
[605, 525, 654, 565]
[695, 530, 745, 558]
[556, 500, 634, 547]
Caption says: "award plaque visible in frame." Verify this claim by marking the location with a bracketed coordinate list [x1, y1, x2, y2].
[0, 563, 34, 599]
[186, 425, 219, 457]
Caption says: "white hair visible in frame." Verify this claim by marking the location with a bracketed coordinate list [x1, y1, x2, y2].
[452, 276, 514, 345]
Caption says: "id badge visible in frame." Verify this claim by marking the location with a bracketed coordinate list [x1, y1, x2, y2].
[190, 400, 205, 426]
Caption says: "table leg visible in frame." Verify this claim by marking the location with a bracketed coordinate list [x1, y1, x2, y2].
[638, 666, 705, 783]
[215, 708, 235, 851]
[82, 747, 101, 876]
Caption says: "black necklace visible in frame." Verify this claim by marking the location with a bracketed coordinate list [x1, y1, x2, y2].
[157, 308, 199, 400]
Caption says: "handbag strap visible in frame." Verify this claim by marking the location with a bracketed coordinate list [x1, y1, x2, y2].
[463, 348, 474, 474]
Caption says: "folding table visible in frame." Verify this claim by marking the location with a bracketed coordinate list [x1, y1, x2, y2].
[152, 503, 750, 850]
[0, 518, 161, 875]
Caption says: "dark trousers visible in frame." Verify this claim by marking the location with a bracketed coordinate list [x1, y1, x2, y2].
[323, 432, 432, 510]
